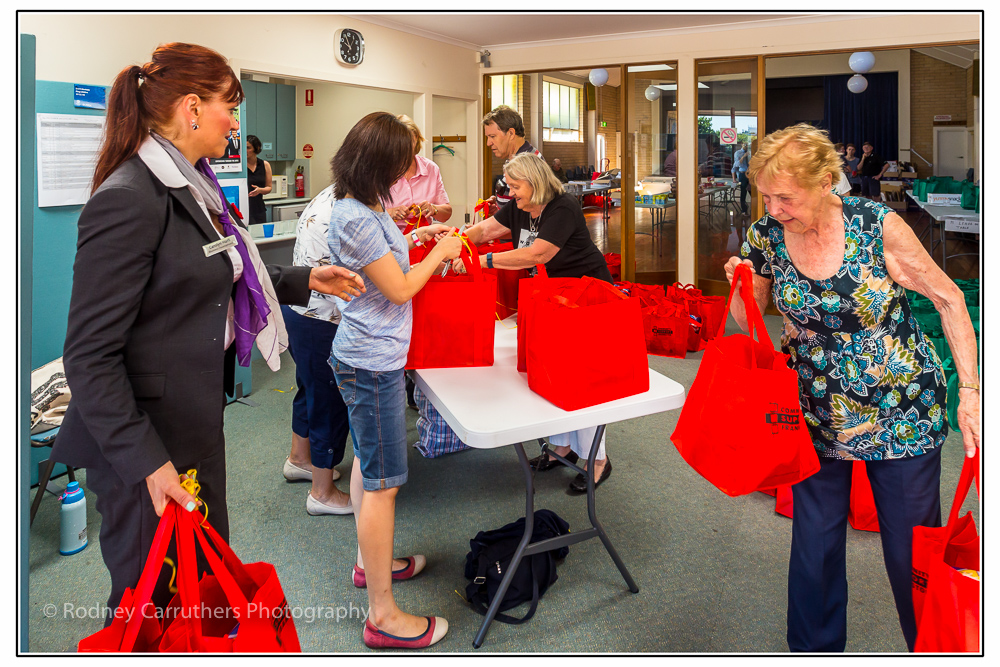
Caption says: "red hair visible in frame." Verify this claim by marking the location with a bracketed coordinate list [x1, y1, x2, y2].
[92, 42, 243, 192]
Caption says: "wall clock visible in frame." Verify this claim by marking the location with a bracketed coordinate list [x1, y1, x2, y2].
[335, 28, 364, 66]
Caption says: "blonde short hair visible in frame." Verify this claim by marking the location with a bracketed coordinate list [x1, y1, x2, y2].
[747, 124, 843, 193]
[503, 153, 564, 205]
[396, 114, 424, 155]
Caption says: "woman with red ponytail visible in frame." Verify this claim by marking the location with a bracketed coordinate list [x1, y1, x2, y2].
[53, 42, 364, 617]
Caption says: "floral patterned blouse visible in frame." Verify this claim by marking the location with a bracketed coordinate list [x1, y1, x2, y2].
[740, 196, 948, 461]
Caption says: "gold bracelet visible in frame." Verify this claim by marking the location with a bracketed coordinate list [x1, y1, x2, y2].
[958, 382, 980, 391]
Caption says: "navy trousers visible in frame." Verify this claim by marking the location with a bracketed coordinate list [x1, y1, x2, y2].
[787, 446, 942, 652]
[281, 305, 349, 469]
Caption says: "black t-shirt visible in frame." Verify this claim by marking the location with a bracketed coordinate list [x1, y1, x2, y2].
[494, 192, 612, 281]
[858, 150, 886, 177]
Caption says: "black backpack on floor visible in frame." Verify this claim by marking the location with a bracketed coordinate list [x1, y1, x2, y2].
[463, 510, 570, 624]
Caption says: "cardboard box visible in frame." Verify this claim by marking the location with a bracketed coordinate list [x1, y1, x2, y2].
[900, 172, 918, 179]
[926, 193, 962, 206]
[881, 183, 907, 210]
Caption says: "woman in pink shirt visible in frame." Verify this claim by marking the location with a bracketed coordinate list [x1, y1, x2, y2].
[386, 115, 453, 230]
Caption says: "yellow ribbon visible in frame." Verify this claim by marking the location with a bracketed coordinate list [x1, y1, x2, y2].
[180, 469, 208, 526]
[160, 469, 208, 594]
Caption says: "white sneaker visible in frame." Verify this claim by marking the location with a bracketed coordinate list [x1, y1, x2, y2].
[306, 492, 353, 516]
[283, 458, 341, 482]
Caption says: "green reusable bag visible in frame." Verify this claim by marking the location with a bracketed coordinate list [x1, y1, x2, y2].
[961, 182, 979, 211]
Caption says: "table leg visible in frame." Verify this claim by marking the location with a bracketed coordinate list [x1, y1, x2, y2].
[472, 441, 537, 649]
[584, 425, 639, 594]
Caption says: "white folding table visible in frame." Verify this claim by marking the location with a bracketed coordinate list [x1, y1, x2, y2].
[414, 317, 685, 648]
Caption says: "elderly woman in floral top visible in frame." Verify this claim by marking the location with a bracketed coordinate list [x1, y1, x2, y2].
[724, 124, 980, 653]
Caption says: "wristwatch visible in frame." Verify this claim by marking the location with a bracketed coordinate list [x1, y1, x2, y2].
[430, 203, 438, 216]
[410, 231, 422, 247]
[486, 252, 493, 269]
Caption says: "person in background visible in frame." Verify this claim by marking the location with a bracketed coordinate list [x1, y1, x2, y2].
[280, 183, 354, 516]
[727, 123, 979, 653]
[382, 114, 454, 408]
[385, 114, 453, 230]
[246, 134, 272, 225]
[482, 105, 542, 213]
[454, 153, 614, 493]
[327, 111, 462, 649]
[857, 140, 888, 202]
[551, 157, 570, 183]
[732, 141, 751, 215]
[51, 42, 366, 617]
[843, 143, 861, 195]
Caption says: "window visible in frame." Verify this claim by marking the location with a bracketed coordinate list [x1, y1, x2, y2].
[543, 80, 582, 142]
[490, 75, 519, 110]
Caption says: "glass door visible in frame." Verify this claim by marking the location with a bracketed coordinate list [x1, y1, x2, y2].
[695, 58, 761, 295]
[625, 62, 679, 287]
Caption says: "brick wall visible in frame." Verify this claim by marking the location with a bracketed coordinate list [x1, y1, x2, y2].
[909, 52, 970, 179]
[597, 84, 620, 170]
[633, 79, 654, 178]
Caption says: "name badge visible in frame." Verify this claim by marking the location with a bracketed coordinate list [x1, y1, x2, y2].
[518, 227, 537, 249]
[203, 236, 238, 257]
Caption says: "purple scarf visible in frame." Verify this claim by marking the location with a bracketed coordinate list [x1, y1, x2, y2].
[195, 159, 272, 366]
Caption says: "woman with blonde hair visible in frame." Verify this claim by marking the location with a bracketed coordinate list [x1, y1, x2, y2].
[458, 152, 614, 492]
[724, 123, 979, 652]
[385, 114, 453, 229]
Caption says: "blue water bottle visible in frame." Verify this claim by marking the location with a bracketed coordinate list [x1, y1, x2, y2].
[59, 481, 88, 555]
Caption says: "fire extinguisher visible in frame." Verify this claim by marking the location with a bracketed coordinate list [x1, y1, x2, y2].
[295, 166, 305, 198]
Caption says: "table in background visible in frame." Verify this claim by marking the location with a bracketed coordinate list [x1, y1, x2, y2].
[415, 318, 685, 648]
[635, 199, 676, 256]
[905, 190, 981, 270]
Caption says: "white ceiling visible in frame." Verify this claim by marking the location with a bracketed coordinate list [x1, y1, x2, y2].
[357, 13, 812, 51]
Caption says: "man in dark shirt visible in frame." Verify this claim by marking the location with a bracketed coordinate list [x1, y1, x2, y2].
[482, 105, 542, 212]
[551, 158, 569, 183]
[857, 141, 889, 201]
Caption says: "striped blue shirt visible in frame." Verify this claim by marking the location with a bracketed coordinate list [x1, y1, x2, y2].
[327, 198, 412, 371]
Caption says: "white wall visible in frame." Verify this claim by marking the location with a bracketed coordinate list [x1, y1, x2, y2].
[19, 12, 483, 206]
[432, 97, 472, 219]
[294, 82, 414, 196]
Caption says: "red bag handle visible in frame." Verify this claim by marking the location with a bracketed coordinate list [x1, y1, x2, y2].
[944, 450, 980, 542]
[458, 237, 482, 280]
[535, 263, 548, 278]
[720, 264, 774, 352]
[172, 509, 252, 646]
[120, 503, 178, 652]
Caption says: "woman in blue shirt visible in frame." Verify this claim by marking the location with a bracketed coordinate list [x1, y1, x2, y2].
[327, 112, 463, 650]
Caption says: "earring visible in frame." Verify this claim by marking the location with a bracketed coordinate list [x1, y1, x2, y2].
[190, 119, 199, 131]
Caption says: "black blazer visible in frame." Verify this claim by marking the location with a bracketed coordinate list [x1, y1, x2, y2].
[52, 156, 310, 487]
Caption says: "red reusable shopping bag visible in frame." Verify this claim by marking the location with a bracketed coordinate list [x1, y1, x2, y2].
[848, 461, 880, 532]
[643, 300, 689, 359]
[158, 508, 301, 652]
[478, 241, 527, 321]
[666, 283, 707, 352]
[524, 276, 649, 410]
[604, 253, 622, 282]
[405, 213, 430, 265]
[406, 240, 498, 369]
[78, 505, 178, 652]
[697, 295, 728, 343]
[913, 452, 980, 653]
[670, 264, 819, 497]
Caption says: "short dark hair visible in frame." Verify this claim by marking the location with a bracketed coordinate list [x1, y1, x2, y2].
[482, 105, 525, 137]
[246, 134, 262, 154]
[863, 141, 873, 147]
[331, 112, 412, 207]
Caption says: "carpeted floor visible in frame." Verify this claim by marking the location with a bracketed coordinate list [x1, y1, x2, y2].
[27, 314, 977, 653]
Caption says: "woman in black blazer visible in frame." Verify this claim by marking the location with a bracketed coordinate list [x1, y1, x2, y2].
[52, 42, 363, 615]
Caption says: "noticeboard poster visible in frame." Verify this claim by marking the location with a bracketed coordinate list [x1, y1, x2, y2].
[209, 107, 242, 174]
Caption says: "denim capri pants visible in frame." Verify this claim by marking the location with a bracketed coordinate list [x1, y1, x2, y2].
[330, 355, 408, 491]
